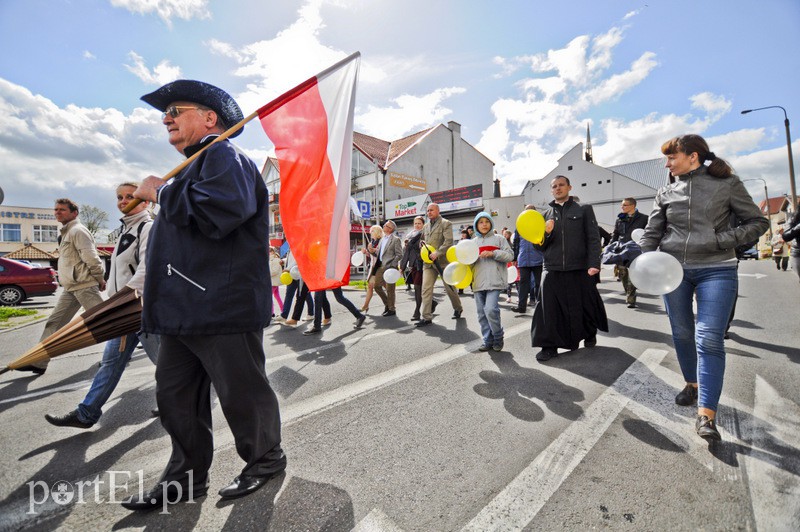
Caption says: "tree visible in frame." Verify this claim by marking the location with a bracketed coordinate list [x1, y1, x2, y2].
[79, 204, 109, 237]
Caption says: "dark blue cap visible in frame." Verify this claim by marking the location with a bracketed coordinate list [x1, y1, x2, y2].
[141, 80, 244, 137]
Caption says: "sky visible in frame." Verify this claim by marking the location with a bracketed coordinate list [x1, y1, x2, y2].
[1, 0, 799, 230]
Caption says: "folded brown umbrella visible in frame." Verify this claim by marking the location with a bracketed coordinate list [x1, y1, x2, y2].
[0, 286, 142, 375]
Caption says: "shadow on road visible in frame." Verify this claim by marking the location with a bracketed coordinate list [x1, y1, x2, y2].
[474, 351, 585, 422]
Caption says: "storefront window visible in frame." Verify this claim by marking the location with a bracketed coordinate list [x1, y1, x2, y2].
[0, 224, 21, 242]
[34, 224, 59, 243]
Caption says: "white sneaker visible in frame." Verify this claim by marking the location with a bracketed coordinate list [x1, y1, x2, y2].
[273, 316, 285, 323]
[303, 315, 315, 321]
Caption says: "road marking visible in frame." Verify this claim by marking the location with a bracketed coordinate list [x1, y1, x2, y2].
[352, 507, 407, 532]
[265, 323, 419, 366]
[743, 375, 800, 532]
[280, 321, 531, 425]
[461, 348, 668, 532]
[738, 273, 766, 279]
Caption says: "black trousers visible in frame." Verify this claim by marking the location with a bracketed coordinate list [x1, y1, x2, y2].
[517, 265, 542, 309]
[313, 288, 362, 329]
[156, 331, 285, 485]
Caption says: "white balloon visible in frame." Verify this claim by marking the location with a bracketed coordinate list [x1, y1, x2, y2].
[455, 239, 480, 265]
[350, 251, 364, 266]
[628, 251, 683, 295]
[507, 265, 518, 284]
[383, 268, 401, 284]
[442, 262, 469, 286]
[289, 265, 301, 280]
[631, 228, 645, 242]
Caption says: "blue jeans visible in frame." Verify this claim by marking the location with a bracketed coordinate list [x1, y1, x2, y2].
[662, 266, 738, 412]
[77, 332, 141, 424]
[475, 290, 503, 346]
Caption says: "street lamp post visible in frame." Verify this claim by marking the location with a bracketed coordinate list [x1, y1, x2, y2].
[740, 105, 797, 212]
[743, 178, 773, 242]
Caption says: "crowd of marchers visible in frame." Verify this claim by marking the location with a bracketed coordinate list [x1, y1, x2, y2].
[11, 74, 796, 515]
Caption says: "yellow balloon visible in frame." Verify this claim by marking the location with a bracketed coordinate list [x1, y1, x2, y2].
[420, 244, 436, 264]
[516, 210, 545, 244]
[446, 246, 458, 263]
[279, 271, 292, 285]
[455, 266, 472, 289]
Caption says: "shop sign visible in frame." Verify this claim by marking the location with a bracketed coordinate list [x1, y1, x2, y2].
[388, 172, 427, 192]
[386, 193, 430, 219]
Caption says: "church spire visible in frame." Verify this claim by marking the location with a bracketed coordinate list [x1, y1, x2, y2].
[585, 123, 593, 163]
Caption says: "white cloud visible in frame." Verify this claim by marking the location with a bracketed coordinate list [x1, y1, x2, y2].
[356, 87, 467, 140]
[207, 0, 440, 139]
[478, 24, 728, 196]
[124, 51, 182, 85]
[83, 50, 96, 60]
[690, 92, 732, 118]
[0, 78, 178, 217]
[109, 0, 211, 26]
[207, 0, 355, 113]
[729, 140, 800, 200]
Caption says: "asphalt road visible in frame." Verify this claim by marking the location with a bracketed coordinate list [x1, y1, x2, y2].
[0, 259, 798, 531]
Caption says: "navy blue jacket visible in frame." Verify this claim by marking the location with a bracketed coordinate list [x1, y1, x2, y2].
[141, 138, 271, 335]
[513, 230, 544, 267]
[538, 198, 601, 271]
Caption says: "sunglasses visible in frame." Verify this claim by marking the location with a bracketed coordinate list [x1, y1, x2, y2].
[161, 105, 206, 119]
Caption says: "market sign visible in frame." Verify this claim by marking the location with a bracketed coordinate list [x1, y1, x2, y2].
[386, 193, 430, 219]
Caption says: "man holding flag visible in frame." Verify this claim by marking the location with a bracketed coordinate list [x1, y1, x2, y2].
[125, 80, 285, 510]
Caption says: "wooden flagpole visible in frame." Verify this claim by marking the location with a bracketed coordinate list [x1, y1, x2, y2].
[122, 108, 260, 214]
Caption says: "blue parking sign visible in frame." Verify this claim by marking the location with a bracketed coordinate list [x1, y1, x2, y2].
[357, 200, 371, 218]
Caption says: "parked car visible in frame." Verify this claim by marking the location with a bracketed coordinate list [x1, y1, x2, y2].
[0, 257, 58, 305]
[740, 247, 759, 260]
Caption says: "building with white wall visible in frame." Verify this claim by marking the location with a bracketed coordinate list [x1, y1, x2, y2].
[522, 143, 667, 229]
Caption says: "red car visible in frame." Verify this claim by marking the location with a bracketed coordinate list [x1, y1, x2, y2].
[0, 257, 58, 305]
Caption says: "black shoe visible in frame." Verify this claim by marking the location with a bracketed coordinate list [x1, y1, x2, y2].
[17, 365, 46, 376]
[121, 481, 208, 511]
[478, 344, 492, 352]
[510, 307, 526, 313]
[382, 310, 396, 316]
[45, 410, 93, 429]
[431, 300, 438, 312]
[303, 328, 322, 335]
[492, 341, 504, 352]
[536, 348, 558, 362]
[627, 303, 637, 309]
[584, 336, 597, 347]
[151, 409, 160, 417]
[696, 415, 721, 441]
[410, 314, 421, 321]
[381, 307, 390, 316]
[452, 309, 462, 319]
[675, 384, 698, 406]
[354, 315, 366, 329]
[416, 319, 433, 327]
[218, 471, 283, 500]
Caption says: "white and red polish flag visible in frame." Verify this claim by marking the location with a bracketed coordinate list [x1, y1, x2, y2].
[259, 52, 360, 291]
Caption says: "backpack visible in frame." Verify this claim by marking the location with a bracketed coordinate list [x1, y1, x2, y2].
[117, 220, 151, 275]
